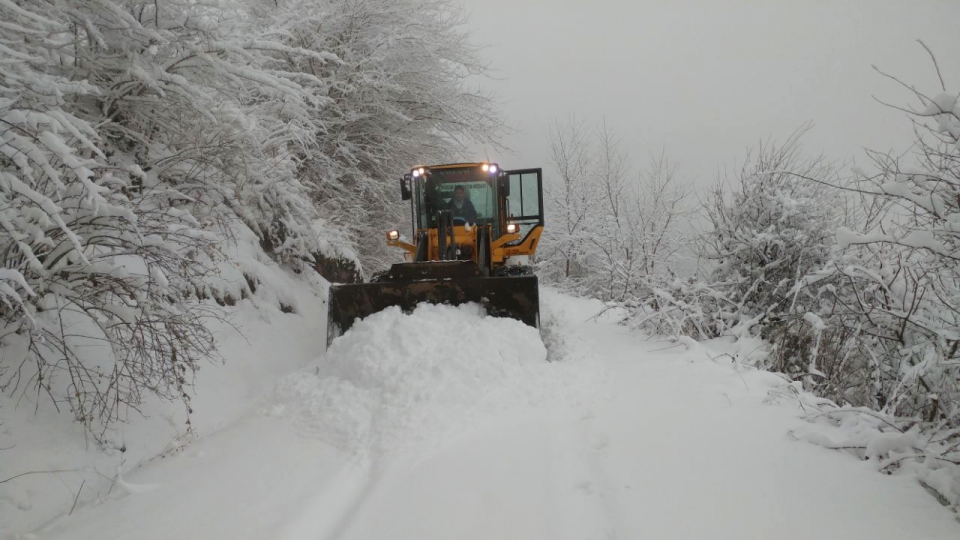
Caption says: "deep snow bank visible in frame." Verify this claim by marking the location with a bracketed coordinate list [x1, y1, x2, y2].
[268, 302, 594, 459]
[0, 225, 329, 538]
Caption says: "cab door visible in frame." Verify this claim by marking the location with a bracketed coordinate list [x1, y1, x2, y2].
[503, 168, 544, 242]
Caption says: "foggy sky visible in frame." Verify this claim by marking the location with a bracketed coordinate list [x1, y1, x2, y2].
[460, 0, 960, 186]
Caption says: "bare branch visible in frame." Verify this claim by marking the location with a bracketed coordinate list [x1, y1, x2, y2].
[917, 39, 946, 92]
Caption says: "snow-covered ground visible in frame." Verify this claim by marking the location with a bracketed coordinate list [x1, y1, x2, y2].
[0, 227, 329, 538]
[7, 289, 960, 539]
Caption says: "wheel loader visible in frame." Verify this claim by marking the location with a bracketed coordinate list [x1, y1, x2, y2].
[326, 163, 544, 344]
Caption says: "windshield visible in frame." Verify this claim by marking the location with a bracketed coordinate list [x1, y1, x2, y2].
[416, 167, 496, 228]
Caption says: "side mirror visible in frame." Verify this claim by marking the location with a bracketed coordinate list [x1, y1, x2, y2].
[498, 172, 510, 197]
[400, 174, 412, 200]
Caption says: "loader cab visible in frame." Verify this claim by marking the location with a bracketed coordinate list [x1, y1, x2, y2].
[401, 163, 543, 243]
[393, 162, 544, 271]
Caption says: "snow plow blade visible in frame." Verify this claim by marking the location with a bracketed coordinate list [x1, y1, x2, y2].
[327, 261, 539, 345]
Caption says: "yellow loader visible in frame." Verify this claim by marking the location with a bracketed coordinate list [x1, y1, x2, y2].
[327, 163, 544, 344]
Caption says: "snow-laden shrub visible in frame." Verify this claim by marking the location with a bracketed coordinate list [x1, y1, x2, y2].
[632, 52, 960, 500]
[797, 71, 960, 424]
[624, 130, 843, 347]
[0, 0, 339, 439]
[0, 0, 215, 437]
[778, 383, 960, 512]
[74, 0, 329, 270]
[699, 129, 841, 335]
[620, 277, 734, 340]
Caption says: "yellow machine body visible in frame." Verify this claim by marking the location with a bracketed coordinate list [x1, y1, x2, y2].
[327, 163, 545, 343]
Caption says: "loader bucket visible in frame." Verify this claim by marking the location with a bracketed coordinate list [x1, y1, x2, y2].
[326, 261, 539, 346]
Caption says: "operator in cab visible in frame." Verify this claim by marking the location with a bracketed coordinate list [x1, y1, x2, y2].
[446, 185, 477, 223]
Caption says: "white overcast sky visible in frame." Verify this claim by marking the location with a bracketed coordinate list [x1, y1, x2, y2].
[459, 0, 960, 185]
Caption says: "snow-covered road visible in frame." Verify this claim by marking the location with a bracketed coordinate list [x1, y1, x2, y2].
[25, 292, 960, 539]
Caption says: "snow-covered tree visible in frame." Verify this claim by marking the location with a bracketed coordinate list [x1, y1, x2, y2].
[259, 0, 505, 272]
[637, 47, 960, 435]
[588, 144, 692, 302]
[538, 118, 692, 301]
[538, 117, 601, 290]
[799, 54, 960, 422]
[627, 152, 693, 294]
[0, 0, 503, 438]
[585, 122, 634, 300]
[0, 0, 334, 438]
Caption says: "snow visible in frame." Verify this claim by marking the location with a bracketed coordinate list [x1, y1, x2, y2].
[836, 225, 884, 248]
[6, 288, 959, 539]
[804, 311, 826, 330]
[835, 225, 948, 255]
[267, 303, 564, 457]
[0, 225, 328, 537]
[922, 92, 960, 141]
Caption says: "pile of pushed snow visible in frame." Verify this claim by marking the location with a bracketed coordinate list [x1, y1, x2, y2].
[267, 303, 575, 457]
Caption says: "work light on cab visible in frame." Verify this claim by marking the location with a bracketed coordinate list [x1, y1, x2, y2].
[387, 230, 400, 241]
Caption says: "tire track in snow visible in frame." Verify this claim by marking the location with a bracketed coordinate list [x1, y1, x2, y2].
[279, 391, 405, 540]
[541, 405, 622, 540]
[540, 291, 624, 538]
[277, 457, 377, 540]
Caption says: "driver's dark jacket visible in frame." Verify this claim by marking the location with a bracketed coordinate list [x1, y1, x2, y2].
[446, 198, 477, 222]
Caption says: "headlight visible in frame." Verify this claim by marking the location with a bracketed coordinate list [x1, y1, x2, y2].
[387, 230, 400, 240]
[506, 223, 518, 234]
